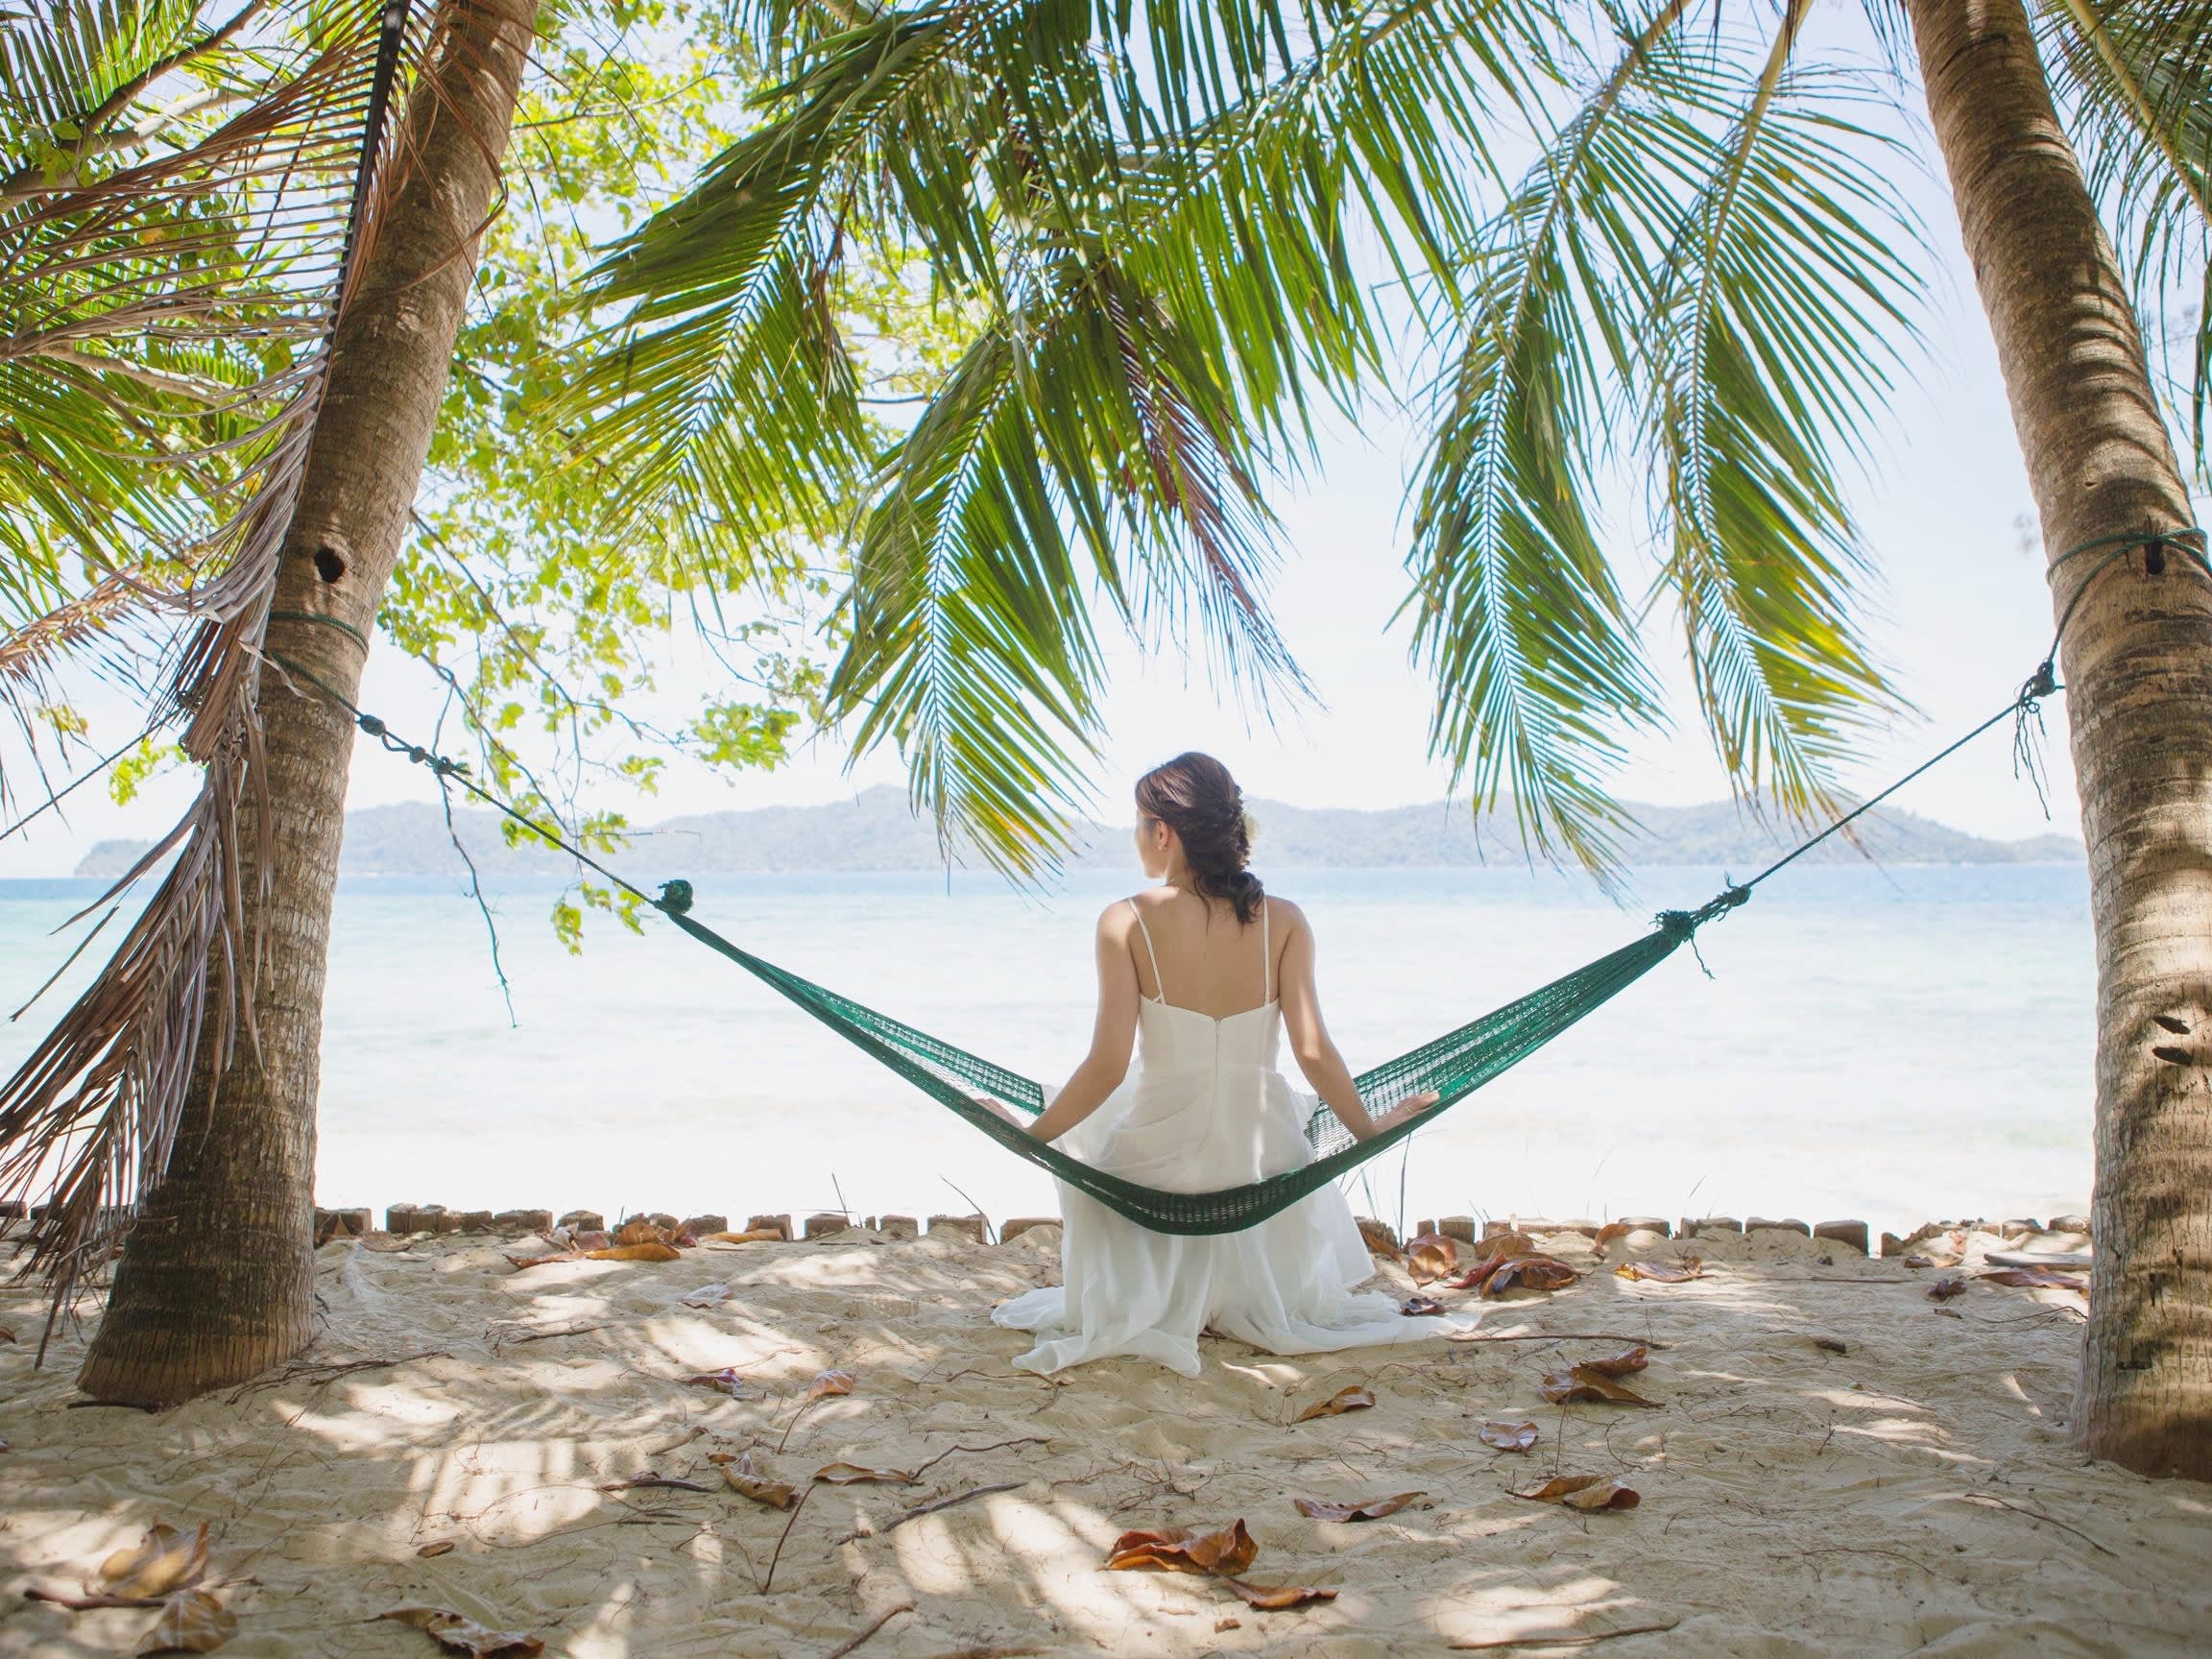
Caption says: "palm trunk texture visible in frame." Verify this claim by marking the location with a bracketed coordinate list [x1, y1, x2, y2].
[1906, 0, 2212, 1479]
[76, 0, 540, 1405]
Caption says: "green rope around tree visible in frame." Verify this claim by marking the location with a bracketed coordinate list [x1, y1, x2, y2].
[252, 523, 2200, 1237]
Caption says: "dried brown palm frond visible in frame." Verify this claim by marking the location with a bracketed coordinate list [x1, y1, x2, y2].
[0, 0, 436, 1323]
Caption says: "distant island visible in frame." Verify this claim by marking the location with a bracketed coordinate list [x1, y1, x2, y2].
[73, 785, 2082, 879]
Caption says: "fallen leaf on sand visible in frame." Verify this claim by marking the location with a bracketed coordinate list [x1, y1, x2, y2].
[1903, 1252, 1960, 1269]
[700, 1229, 784, 1244]
[1614, 1260, 1704, 1284]
[379, 1606, 544, 1658]
[1580, 1343, 1648, 1376]
[135, 1589, 235, 1655]
[597, 1472, 710, 1493]
[1513, 1475, 1641, 1511]
[0, 1325, 15, 1342]
[1222, 1578, 1337, 1610]
[584, 1242, 681, 1262]
[1814, 1337, 1848, 1355]
[1928, 1275, 1968, 1301]
[99, 1523, 209, 1600]
[1400, 1295, 1446, 1318]
[503, 1250, 575, 1270]
[1292, 1492, 1424, 1523]
[1406, 1233, 1459, 1284]
[416, 1542, 455, 1558]
[679, 1283, 733, 1308]
[807, 1369, 855, 1400]
[1539, 1366, 1661, 1407]
[1105, 1521, 1259, 1576]
[682, 1367, 748, 1398]
[1356, 1219, 1402, 1259]
[720, 1452, 796, 1508]
[1479, 1419, 1539, 1453]
[1294, 1385, 1374, 1422]
[1592, 1221, 1635, 1257]
[813, 1462, 917, 1485]
[1443, 1234, 1540, 1288]
[615, 1219, 676, 1248]
[1479, 1256, 1578, 1298]
[1978, 1267, 2087, 1291]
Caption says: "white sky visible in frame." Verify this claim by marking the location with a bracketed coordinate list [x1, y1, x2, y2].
[6, 24, 2198, 881]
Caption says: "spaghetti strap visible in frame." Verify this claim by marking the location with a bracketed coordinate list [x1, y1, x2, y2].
[1127, 899, 1165, 1001]
[1261, 899, 1271, 1002]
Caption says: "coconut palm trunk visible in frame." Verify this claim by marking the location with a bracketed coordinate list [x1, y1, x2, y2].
[1903, 0, 2212, 1479]
[75, 0, 539, 1405]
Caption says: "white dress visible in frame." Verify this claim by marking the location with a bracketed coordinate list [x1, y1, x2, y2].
[992, 899, 1478, 1377]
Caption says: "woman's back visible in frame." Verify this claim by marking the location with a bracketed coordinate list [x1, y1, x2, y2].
[1123, 887, 1284, 1022]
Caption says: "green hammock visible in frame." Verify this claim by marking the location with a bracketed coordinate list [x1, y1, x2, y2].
[657, 887, 1744, 1236]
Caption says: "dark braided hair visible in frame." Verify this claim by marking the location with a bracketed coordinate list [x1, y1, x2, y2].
[1135, 753, 1264, 926]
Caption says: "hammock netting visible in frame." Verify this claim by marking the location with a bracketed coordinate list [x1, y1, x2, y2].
[663, 890, 1743, 1236]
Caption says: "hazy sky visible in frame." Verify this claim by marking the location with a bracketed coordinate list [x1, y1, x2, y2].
[5, 30, 2191, 883]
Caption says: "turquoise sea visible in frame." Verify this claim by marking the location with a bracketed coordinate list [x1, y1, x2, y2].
[0, 862, 2094, 1236]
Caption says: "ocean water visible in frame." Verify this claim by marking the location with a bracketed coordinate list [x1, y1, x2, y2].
[0, 863, 2094, 1237]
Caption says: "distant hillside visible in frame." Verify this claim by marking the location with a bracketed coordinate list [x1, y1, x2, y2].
[74, 786, 2082, 879]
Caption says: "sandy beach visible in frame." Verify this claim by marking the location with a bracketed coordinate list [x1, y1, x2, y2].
[4, 1219, 2206, 1657]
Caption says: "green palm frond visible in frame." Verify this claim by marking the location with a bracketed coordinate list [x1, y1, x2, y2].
[1642, 33, 1919, 813]
[2037, 0, 2212, 475]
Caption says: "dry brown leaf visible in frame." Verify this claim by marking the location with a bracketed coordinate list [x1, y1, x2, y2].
[0, 1325, 15, 1342]
[679, 1283, 734, 1308]
[135, 1589, 235, 1655]
[1293, 1384, 1375, 1422]
[699, 1229, 784, 1244]
[1614, 1260, 1703, 1284]
[1580, 1343, 1648, 1376]
[99, 1523, 209, 1600]
[1104, 1520, 1259, 1577]
[615, 1219, 674, 1248]
[502, 1250, 580, 1271]
[416, 1542, 455, 1558]
[1479, 1256, 1578, 1298]
[1482, 1230, 1538, 1261]
[813, 1462, 916, 1485]
[1479, 1419, 1539, 1453]
[682, 1367, 748, 1398]
[1291, 1491, 1424, 1523]
[378, 1606, 544, 1658]
[1356, 1219, 1402, 1259]
[1513, 1475, 1640, 1511]
[1978, 1267, 2087, 1291]
[1591, 1221, 1634, 1257]
[1539, 1366, 1661, 1407]
[1904, 1251, 1961, 1269]
[583, 1242, 681, 1262]
[807, 1369, 855, 1400]
[1220, 1578, 1337, 1610]
[721, 1452, 796, 1509]
[1928, 1275, 1968, 1301]
[1399, 1295, 1446, 1318]
[1406, 1233, 1459, 1284]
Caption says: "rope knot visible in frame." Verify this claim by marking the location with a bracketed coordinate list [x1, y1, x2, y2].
[655, 878, 695, 916]
[356, 714, 386, 738]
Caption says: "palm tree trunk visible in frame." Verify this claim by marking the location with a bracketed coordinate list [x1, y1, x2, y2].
[1904, 0, 2212, 1479]
[76, 0, 539, 1406]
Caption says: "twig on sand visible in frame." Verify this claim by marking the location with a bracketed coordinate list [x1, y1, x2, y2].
[939, 1176, 996, 1243]
[824, 1600, 915, 1659]
[1449, 1332, 1670, 1348]
[225, 1350, 447, 1402]
[1957, 1493, 2116, 1556]
[760, 1483, 815, 1595]
[496, 1323, 612, 1346]
[883, 1480, 1022, 1534]
[23, 1588, 168, 1610]
[1449, 1615, 1681, 1649]
[909, 1436, 1049, 1479]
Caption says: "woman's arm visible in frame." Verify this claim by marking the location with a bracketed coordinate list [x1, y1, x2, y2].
[1276, 901, 1437, 1142]
[1021, 903, 1143, 1143]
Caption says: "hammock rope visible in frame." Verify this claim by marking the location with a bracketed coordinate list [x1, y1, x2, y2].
[229, 525, 2198, 1235]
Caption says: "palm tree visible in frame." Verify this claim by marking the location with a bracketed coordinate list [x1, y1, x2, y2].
[569, 0, 2207, 1476]
[0, 0, 539, 1401]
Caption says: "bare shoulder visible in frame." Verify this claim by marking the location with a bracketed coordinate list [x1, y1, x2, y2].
[1095, 897, 1140, 936]
[1266, 894, 1309, 936]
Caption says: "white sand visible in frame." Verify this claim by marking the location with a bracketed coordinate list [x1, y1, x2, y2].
[3, 1222, 2208, 1657]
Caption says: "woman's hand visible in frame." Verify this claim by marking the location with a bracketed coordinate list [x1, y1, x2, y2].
[1362, 1090, 1441, 1140]
[968, 1091, 1032, 1134]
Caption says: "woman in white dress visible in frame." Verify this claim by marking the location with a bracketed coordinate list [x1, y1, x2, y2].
[987, 752, 1465, 1377]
